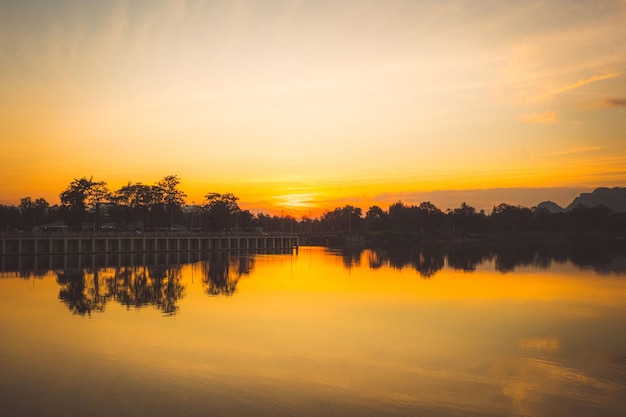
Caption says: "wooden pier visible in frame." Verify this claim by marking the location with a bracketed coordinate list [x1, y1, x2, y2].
[0, 233, 299, 256]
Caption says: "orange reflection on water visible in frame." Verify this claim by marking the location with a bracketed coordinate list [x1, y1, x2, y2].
[1, 247, 625, 417]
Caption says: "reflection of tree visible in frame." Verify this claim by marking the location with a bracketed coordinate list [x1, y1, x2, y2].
[493, 244, 537, 273]
[364, 246, 445, 278]
[341, 248, 362, 269]
[491, 241, 624, 273]
[110, 265, 185, 315]
[57, 269, 107, 316]
[201, 252, 253, 296]
[413, 247, 445, 278]
[56, 264, 185, 316]
[568, 240, 626, 274]
[446, 244, 491, 272]
[362, 239, 626, 276]
[367, 250, 385, 269]
[151, 266, 185, 315]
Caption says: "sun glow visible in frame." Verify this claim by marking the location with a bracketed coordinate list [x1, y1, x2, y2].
[1, 1, 625, 211]
[274, 193, 319, 213]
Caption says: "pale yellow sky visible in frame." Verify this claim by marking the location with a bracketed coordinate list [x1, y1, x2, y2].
[1, 0, 625, 215]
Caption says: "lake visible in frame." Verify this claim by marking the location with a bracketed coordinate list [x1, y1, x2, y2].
[1, 241, 625, 417]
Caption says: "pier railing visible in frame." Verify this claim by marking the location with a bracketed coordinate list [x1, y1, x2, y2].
[1, 232, 299, 255]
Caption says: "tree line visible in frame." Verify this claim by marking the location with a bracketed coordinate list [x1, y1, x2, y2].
[1, 174, 624, 236]
[0, 175, 294, 233]
[327, 200, 625, 238]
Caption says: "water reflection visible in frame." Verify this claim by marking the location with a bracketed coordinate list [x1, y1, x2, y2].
[56, 265, 185, 316]
[1, 241, 625, 317]
[57, 268, 106, 316]
[0, 252, 259, 316]
[202, 252, 254, 296]
[1, 245, 625, 417]
[354, 239, 626, 277]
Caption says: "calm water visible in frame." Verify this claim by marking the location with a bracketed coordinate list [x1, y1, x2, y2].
[1, 243, 626, 417]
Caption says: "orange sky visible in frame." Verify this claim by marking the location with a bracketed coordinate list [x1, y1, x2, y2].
[1, 0, 625, 216]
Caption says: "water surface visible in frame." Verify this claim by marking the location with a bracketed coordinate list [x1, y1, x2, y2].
[1, 244, 625, 417]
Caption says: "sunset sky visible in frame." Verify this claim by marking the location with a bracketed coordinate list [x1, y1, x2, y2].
[1, 0, 625, 216]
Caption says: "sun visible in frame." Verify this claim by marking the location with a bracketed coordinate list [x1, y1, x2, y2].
[274, 193, 319, 216]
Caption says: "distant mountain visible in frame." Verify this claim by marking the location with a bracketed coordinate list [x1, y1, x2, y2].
[536, 201, 565, 213]
[565, 187, 626, 213]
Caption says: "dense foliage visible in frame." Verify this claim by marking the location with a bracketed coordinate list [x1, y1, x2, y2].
[1, 175, 624, 236]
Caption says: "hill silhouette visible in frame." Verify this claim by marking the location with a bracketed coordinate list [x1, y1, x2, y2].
[565, 187, 626, 213]
[536, 201, 565, 213]
[536, 187, 626, 213]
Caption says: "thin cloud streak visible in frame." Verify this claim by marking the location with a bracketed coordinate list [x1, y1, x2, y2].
[546, 146, 603, 157]
[516, 111, 558, 124]
[599, 98, 626, 108]
[545, 72, 621, 98]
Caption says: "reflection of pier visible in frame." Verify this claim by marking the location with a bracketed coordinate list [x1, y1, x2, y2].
[0, 248, 294, 273]
[0, 233, 299, 256]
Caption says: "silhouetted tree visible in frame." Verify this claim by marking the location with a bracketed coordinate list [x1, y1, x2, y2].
[110, 182, 157, 230]
[321, 205, 364, 233]
[59, 177, 109, 230]
[448, 202, 482, 235]
[384, 201, 442, 234]
[388, 201, 413, 232]
[566, 204, 612, 231]
[18, 197, 49, 227]
[490, 203, 534, 232]
[238, 209, 255, 232]
[299, 214, 319, 235]
[418, 201, 444, 233]
[203, 192, 241, 232]
[156, 175, 187, 228]
[282, 214, 299, 234]
[0, 204, 20, 231]
[365, 205, 388, 232]
[533, 206, 566, 232]
[254, 212, 281, 233]
[5, 173, 626, 240]
[88, 181, 111, 231]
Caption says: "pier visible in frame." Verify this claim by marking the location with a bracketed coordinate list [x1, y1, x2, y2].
[0, 233, 299, 256]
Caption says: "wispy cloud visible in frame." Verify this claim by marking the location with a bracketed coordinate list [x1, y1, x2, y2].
[515, 111, 558, 124]
[579, 97, 626, 110]
[518, 337, 560, 353]
[604, 97, 626, 107]
[500, 2, 626, 106]
[599, 97, 626, 108]
[547, 146, 602, 157]
[545, 72, 621, 98]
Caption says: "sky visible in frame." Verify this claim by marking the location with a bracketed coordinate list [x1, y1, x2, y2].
[1, 0, 625, 216]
